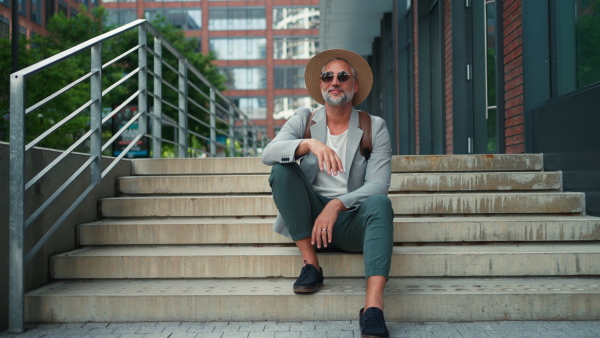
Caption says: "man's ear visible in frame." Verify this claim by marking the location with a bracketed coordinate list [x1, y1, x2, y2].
[354, 80, 359, 94]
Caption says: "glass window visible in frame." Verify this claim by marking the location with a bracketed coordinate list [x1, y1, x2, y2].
[92, 0, 98, 6]
[145, 9, 201, 30]
[0, 15, 9, 38]
[209, 7, 266, 31]
[210, 38, 266, 60]
[1, 0, 9, 7]
[106, 9, 137, 27]
[102, 0, 136, 2]
[273, 7, 319, 29]
[274, 66, 306, 89]
[554, 0, 600, 94]
[70, 8, 78, 18]
[58, 1, 68, 16]
[230, 97, 267, 119]
[18, 0, 26, 15]
[274, 96, 320, 120]
[220, 67, 266, 90]
[18, 25, 26, 37]
[273, 36, 319, 59]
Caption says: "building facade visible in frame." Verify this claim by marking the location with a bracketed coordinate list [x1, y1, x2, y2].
[102, 0, 321, 139]
[344, 0, 599, 214]
[0, 0, 100, 39]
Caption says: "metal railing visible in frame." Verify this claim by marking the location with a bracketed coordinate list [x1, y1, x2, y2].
[8, 19, 268, 333]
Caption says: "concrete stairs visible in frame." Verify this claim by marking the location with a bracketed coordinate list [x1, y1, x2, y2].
[25, 154, 600, 322]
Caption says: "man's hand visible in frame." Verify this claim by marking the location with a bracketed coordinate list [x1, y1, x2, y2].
[296, 139, 344, 176]
[312, 199, 347, 248]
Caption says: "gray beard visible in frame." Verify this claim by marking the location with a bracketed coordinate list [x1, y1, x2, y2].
[321, 88, 354, 106]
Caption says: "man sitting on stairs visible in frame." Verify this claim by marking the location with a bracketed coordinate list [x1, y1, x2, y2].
[261, 49, 394, 338]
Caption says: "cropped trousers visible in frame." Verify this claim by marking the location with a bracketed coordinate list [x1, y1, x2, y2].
[268, 163, 394, 278]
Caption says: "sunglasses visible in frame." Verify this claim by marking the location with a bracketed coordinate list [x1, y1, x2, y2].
[321, 71, 355, 84]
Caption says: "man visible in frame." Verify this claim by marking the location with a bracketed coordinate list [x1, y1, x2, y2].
[261, 49, 393, 338]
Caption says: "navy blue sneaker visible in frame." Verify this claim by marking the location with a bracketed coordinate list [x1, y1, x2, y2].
[359, 307, 389, 338]
[293, 260, 324, 293]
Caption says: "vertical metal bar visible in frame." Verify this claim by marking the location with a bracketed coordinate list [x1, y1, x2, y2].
[138, 25, 148, 147]
[228, 105, 235, 157]
[153, 37, 162, 158]
[9, 73, 25, 334]
[243, 116, 248, 156]
[90, 43, 102, 186]
[209, 88, 216, 156]
[178, 58, 188, 158]
[253, 125, 258, 156]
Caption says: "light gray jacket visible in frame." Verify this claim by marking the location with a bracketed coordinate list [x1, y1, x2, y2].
[261, 106, 392, 238]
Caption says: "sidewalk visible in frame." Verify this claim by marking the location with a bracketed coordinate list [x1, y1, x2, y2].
[1, 320, 599, 338]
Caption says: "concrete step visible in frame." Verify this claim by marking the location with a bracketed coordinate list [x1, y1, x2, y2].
[25, 277, 600, 322]
[78, 216, 600, 245]
[99, 192, 585, 217]
[116, 172, 562, 195]
[50, 244, 600, 279]
[130, 154, 543, 176]
[392, 154, 543, 172]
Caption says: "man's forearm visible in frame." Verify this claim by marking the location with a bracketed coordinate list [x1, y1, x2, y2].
[294, 139, 312, 157]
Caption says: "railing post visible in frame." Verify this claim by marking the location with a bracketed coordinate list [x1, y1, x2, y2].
[152, 36, 162, 158]
[138, 25, 148, 148]
[209, 88, 216, 156]
[178, 58, 188, 158]
[243, 115, 248, 157]
[228, 105, 235, 157]
[9, 73, 25, 333]
[253, 125, 258, 156]
[90, 43, 102, 186]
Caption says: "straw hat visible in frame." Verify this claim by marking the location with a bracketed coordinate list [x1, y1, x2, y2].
[304, 49, 373, 106]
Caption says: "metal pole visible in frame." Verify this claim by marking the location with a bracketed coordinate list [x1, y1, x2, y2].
[11, 0, 19, 72]
[90, 43, 102, 185]
[243, 116, 248, 157]
[178, 58, 188, 158]
[138, 25, 148, 147]
[9, 73, 25, 334]
[228, 105, 235, 157]
[153, 37, 162, 158]
[209, 88, 216, 157]
[253, 125, 258, 156]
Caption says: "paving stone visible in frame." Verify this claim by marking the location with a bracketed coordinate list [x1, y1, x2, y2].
[458, 330, 491, 338]
[168, 332, 198, 338]
[325, 330, 354, 338]
[248, 333, 276, 338]
[82, 322, 110, 329]
[301, 331, 329, 338]
[222, 332, 249, 338]
[274, 332, 301, 338]
[86, 328, 118, 335]
[320, 321, 353, 331]
[137, 325, 166, 334]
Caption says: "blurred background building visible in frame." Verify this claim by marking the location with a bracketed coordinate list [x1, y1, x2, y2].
[102, 0, 321, 139]
[0, 0, 100, 39]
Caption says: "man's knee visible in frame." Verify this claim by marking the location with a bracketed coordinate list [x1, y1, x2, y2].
[361, 195, 393, 215]
[269, 162, 299, 187]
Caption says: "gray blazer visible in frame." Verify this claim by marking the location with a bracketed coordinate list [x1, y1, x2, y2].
[261, 106, 392, 238]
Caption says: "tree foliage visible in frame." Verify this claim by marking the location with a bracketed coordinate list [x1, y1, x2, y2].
[0, 5, 226, 155]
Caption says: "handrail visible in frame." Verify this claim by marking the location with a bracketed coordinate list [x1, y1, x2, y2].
[8, 19, 269, 333]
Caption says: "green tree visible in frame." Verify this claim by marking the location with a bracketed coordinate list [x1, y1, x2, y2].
[576, 0, 600, 88]
[1, 5, 226, 155]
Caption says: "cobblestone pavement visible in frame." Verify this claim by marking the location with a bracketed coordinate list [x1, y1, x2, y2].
[1, 321, 599, 338]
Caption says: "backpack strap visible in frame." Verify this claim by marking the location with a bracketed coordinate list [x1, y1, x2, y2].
[304, 109, 373, 161]
[358, 110, 372, 161]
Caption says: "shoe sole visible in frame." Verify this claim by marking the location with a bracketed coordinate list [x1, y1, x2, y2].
[293, 282, 323, 294]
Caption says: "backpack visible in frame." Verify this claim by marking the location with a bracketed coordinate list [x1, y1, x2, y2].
[303, 110, 373, 161]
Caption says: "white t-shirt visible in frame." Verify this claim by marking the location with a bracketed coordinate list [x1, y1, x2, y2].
[312, 127, 349, 198]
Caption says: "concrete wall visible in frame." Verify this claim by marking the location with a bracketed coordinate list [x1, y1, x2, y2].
[0, 142, 132, 330]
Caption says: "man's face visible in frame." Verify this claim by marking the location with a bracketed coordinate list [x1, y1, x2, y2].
[320, 60, 359, 107]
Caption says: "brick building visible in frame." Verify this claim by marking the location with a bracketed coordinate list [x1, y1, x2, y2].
[0, 0, 100, 39]
[102, 0, 321, 139]
[337, 0, 599, 214]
